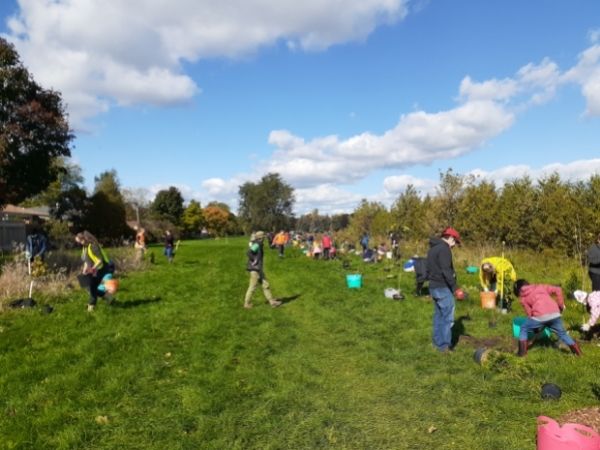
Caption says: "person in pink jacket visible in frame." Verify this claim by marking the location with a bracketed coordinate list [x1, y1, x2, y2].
[514, 279, 581, 357]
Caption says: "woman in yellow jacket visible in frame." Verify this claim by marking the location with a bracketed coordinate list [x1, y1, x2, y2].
[76, 231, 113, 312]
[480, 256, 517, 310]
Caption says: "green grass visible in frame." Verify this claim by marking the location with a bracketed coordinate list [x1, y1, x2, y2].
[0, 238, 598, 449]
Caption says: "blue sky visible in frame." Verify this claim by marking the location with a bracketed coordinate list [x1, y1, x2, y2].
[2, 0, 600, 213]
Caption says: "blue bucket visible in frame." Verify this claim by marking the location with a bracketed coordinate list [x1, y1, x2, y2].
[346, 274, 362, 288]
[512, 317, 552, 340]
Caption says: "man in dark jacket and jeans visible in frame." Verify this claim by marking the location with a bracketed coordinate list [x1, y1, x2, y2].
[426, 227, 461, 353]
[587, 233, 600, 291]
[244, 231, 282, 309]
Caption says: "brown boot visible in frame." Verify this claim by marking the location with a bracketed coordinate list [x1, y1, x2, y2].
[517, 340, 528, 357]
[569, 342, 582, 356]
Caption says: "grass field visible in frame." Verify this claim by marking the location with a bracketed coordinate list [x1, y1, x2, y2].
[0, 238, 599, 449]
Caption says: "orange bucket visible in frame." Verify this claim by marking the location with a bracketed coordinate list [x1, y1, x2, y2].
[104, 279, 119, 295]
[480, 291, 496, 309]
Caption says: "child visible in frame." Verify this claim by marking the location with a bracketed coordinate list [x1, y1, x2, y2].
[514, 279, 581, 356]
[573, 290, 600, 333]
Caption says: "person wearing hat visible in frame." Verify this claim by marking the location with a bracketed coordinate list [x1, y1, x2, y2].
[426, 227, 462, 353]
[244, 231, 282, 309]
[514, 279, 581, 356]
[573, 290, 600, 334]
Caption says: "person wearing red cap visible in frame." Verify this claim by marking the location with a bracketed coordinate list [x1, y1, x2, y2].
[426, 227, 461, 353]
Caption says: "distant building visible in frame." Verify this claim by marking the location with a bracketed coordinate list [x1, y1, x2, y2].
[0, 204, 50, 251]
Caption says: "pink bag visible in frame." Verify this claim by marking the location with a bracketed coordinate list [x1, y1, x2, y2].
[537, 416, 600, 450]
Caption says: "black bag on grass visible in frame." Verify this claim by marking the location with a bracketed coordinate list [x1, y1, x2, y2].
[9, 298, 36, 308]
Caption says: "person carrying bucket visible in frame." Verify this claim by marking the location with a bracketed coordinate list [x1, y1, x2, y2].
[514, 279, 581, 356]
[75, 231, 115, 312]
[426, 227, 462, 353]
[244, 231, 282, 309]
[480, 256, 516, 311]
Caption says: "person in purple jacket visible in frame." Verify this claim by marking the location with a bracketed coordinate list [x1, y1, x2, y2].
[514, 279, 581, 357]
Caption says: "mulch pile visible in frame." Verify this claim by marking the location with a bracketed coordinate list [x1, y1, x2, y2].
[558, 407, 600, 433]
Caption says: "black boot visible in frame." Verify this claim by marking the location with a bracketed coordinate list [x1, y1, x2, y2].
[517, 340, 528, 357]
[569, 342, 582, 356]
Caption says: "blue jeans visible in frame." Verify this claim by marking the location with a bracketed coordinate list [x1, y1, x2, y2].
[430, 287, 455, 351]
[519, 317, 574, 346]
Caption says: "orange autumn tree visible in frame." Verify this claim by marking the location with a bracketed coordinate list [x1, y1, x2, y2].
[203, 205, 230, 237]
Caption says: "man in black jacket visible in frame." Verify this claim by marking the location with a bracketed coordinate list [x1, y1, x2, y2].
[243, 231, 282, 309]
[426, 227, 461, 353]
[587, 233, 600, 291]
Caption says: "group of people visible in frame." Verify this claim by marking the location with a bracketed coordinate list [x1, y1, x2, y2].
[425, 227, 600, 356]
[76, 223, 600, 356]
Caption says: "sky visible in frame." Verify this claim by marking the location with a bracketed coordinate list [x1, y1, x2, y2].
[2, 0, 600, 214]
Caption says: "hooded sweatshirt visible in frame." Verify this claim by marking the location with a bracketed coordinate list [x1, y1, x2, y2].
[426, 238, 457, 292]
[519, 284, 564, 321]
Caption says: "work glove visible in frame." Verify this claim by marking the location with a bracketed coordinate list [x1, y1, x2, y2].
[581, 323, 591, 332]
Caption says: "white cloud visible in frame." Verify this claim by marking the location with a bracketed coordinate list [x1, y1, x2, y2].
[295, 184, 363, 214]
[263, 98, 514, 187]
[383, 174, 436, 194]
[563, 44, 600, 116]
[470, 159, 600, 186]
[3, 0, 409, 128]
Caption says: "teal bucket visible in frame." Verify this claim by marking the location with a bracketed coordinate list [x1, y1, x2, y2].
[346, 274, 362, 289]
[512, 317, 552, 340]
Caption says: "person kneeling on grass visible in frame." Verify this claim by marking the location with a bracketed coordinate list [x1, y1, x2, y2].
[244, 231, 282, 309]
[514, 279, 581, 357]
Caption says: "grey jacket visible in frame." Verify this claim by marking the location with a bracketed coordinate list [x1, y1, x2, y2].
[588, 243, 600, 275]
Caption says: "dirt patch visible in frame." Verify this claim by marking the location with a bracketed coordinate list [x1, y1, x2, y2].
[457, 334, 514, 352]
[558, 407, 600, 434]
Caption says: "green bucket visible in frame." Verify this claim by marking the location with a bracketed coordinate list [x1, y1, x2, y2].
[346, 274, 362, 289]
[512, 317, 552, 340]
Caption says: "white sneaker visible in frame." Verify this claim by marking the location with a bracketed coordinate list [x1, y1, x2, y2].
[87, 304, 95, 312]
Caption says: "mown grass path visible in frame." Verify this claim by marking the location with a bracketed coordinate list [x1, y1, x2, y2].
[1, 238, 598, 449]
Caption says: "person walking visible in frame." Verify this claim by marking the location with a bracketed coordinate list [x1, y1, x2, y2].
[322, 233, 332, 260]
[514, 279, 581, 356]
[244, 231, 282, 309]
[587, 233, 600, 291]
[164, 230, 175, 263]
[75, 231, 114, 312]
[272, 230, 288, 258]
[426, 227, 462, 353]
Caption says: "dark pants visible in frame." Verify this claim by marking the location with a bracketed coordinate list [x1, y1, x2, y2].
[87, 266, 109, 306]
[278, 245, 285, 257]
[589, 271, 600, 291]
[323, 248, 330, 260]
